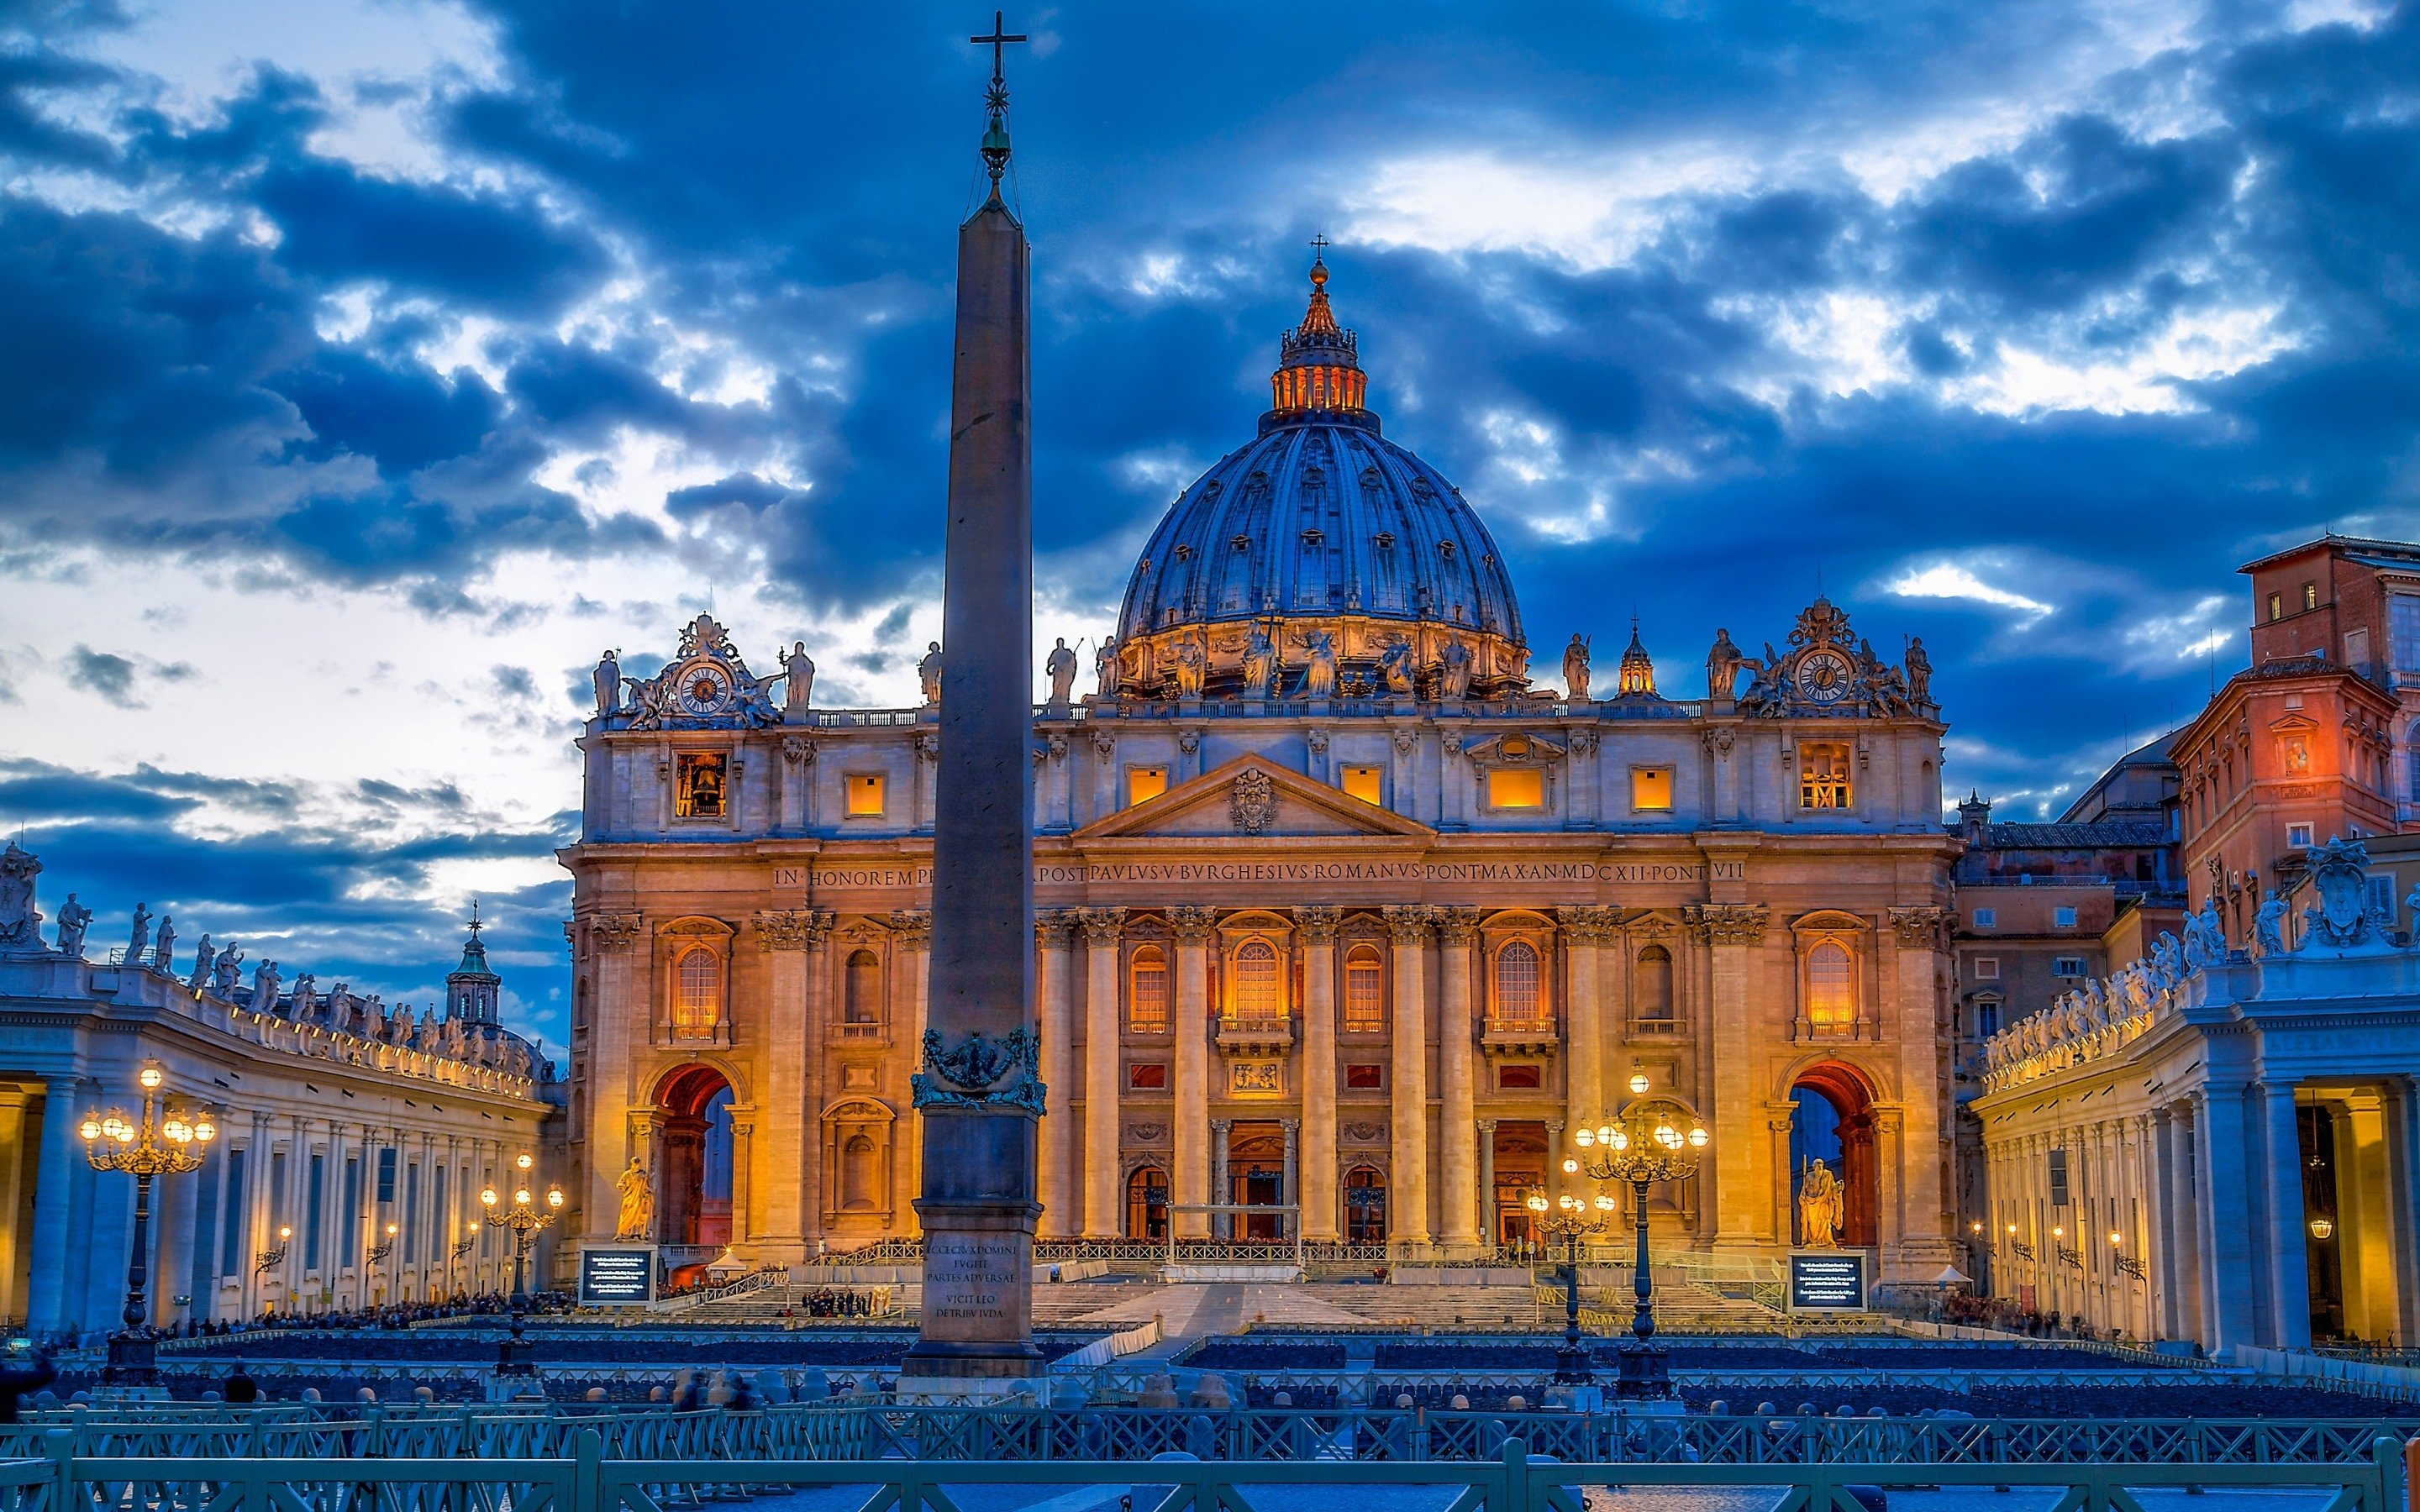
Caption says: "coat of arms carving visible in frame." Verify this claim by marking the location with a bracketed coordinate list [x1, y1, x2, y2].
[1230, 769, 1276, 834]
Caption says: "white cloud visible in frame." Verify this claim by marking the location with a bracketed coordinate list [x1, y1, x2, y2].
[1888, 563, 2056, 617]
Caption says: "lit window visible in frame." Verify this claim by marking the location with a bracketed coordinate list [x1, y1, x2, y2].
[1807, 942, 1854, 1034]
[1798, 743, 1851, 809]
[1973, 957, 2001, 980]
[673, 948, 718, 1035]
[1488, 768, 1544, 809]
[1128, 1063, 1167, 1090]
[1344, 1063, 1384, 1089]
[2304, 580, 2318, 611]
[2286, 822, 2315, 848]
[1494, 941, 1542, 1022]
[1128, 766, 1169, 806]
[1231, 939, 1281, 1021]
[675, 753, 727, 818]
[1973, 908, 1997, 929]
[1341, 764, 1384, 805]
[1498, 1063, 1542, 1089]
[2268, 591, 2283, 622]
[1128, 946, 1169, 1033]
[1343, 945, 1385, 1032]
[845, 774, 886, 816]
[2052, 957, 2086, 977]
[1630, 767, 1674, 812]
[2054, 906, 2077, 929]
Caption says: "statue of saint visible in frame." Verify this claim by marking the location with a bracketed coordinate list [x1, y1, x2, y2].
[592, 649, 621, 717]
[917, 642, 944, 706]
[125, 904, 151, 966]
[1903, 636, 1933, 703]
[1044, 637, 1080, 706]
[1797, 1159, 1844, 1250]
[783, 643, 815, 716]
[1302, 630, 1338, 699]
[1706, 629, 1744, 700]
[2254, 890, 2290, 957]
[1095, 636, 1121, 698]
[1439, 638, 1474, 700]
[250, 958, 281, 1015]
[151, 913, 175, 973]
[1173, 634, 1207, 699]
[55, 894, 92, 958]
[1562, 633, 1591, 701]
[210, 944, 245, 997]
[1239, 625, 1277, 700]
[187, 935, 214, 991]
[616, 1154, 655, 1241]
[0, 840, 40, 952]
[1379, 638, 1416, 696]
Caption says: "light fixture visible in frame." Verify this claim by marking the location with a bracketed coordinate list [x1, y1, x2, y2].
[1628, 1072, 1651, 1096]
[2007, 1223, 2018, 1236]
[481, 1188, 500, 1207]
[516, 1152, 534, 1172]
[138, 1065, 165, 1091]
[1573, 1127, 1594, 1148]
[2107, 1231, 2123, 1247]
[1561, 1157, 1579, 1174]
[1970, 1221, 1984, 1235]
[279, 1226, 292, 1242]
[2310, 1216, 2335, 1241]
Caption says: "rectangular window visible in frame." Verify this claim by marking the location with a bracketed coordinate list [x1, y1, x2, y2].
[2305, 580, 2318, 611]
[1630, 767, 1674, 812]
[1977, 1001, 2000, 1037]
[1798, 742, 1852, 809]
[219, 1147, 249, 1276]
[1972, 908, 1996, 929]
[2054, 906, 2077, 928]
[1497, 1063, 1542, 1089]
[1487, 768, 1544, 809]
[2267, 591, 2283, 622]
[2052, 956, 2086, 977]
[2368, 874, 2394, 922]
[1973, 958, 2001, 980]
[1343, 949, 1385, 1032]
[1340, 764, 1384, 805]
[2394, 596, 2420, 672]
[674, 752, 727, 819]
[376, 1147, 397, 1204]
[1127, 1063, 1167, 1090]
[1344, 1063, 1385, 1089]
[2049, 1148, 2070, 1208]
[1127, 766, 1169, 806]
[2287, 822, 2315, 848]
[305, 1154, 324, 1272]
[844, 773, 886, 816]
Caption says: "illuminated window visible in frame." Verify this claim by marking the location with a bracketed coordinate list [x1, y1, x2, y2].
[1341, 764, 1384, 805]
[1343, 944, 1385, 1032]
[1231, 939, 1282, 1021]
[1630, 767, 1673, 812]
[1493, 941, 1542, 1022]
[675, 753, 727, 818]
[1488, 768, 1544, 809]
[1798, 743, 1851, 809]
[1807, 942, 1854, 1034]
[1344, 1166, 1386, 1242]
[841, 948, 881, 1033]
[1498, 1063, 1542, 1089]
[2304, 580, 2318, 611]
[1344, 1063, 1384, 1089]
[1127, 766, 1169, 806]
[845, 773, 886, 816]
[1128, 946, 1170, 1033]
[1128, 1063, 1167, 1090]
[1635, 944, 1675, 1026]
[673, 948, 719, 1035]
[2267, 591, 2283, 622]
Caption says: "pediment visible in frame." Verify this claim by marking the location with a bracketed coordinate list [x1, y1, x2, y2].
[1075, 753, 1436, 841]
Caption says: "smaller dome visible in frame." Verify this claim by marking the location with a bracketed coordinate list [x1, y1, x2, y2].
[1616, 623, 1657, 697]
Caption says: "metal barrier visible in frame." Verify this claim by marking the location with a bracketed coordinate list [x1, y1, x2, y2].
[7, 1431, 2406, 1512]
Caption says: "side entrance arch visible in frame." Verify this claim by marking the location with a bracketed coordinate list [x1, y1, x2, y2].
[1789, 1062, 1879, 1250]
[655, 1063, 734, 1251]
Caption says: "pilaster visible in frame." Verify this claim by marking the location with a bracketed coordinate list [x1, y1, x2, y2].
[1077, 908, 1127, 1238]
[1686, 902, 1768, 1251]
[1036, 911, 1076, 1236]
[1171, 906, 1218, 1237]
[1383, 904, 1434, 1252]
[1296, 906, 1342, 1242]
[1437, 906, 1480, 1252]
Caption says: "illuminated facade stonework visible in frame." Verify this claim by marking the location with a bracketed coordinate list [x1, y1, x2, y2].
[560, 265, 1962, 1281]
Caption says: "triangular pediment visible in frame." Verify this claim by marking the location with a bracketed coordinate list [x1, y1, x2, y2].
[1075, 753, 1436, 841]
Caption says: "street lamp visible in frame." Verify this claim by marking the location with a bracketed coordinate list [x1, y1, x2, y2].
[79, 1061, 216, 1385]
[1523, 1186, 1617, 1384]
[1565, 1074, 1709, 1401]
[481, 1151, 563, 1374]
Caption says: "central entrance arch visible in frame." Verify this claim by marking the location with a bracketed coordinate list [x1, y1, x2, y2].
[655, 1064, 734, 1251]
[1789, 1063, 1878, 1250]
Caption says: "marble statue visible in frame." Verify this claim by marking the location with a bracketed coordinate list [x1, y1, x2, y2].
[211, 945, 244, 997]
[2406, 884, 2420, 949]
[249, 959, 281, 1014]
[187, 936, 215, 991]
[2181, 898, 2227, 969]
[1903, 636, 1933, 703]
[291, 973, 318, 1018]
[1302, 630, 1338, 699]
[917, 642, 944, 706]
[1239, 626, 1277, 700]
[55, 895, 92, 958]
[125, 904, 151, 966]
[1562, 633, 1591, 701]
[1173, 634, 1207, 699]
[616, 1155, 655, 1241]
[783, 643, 815, 715]
[0, 841, 39, 952]
[592, 650, 621, 717]
[1044, 637, 1080, 706]
[1095, 636, 1121, 698]
[1706, 629, 1744, 700]
[2254, 890, 2290, 958]
[150, 914, 174, 972]
[1439, 638, 1473, 699]
[1378, 638, 1416, 696]
[2149, 932, 2183, 988]
[1797, 1159, 1844, 1250]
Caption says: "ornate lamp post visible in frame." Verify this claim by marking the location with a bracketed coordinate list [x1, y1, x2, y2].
[481, 1152, 562, 1375]
[1564, 1072, 1709, 1401]
[79, 1061, 216, 1386]
[1523, 1186, 1617, 1384]
[450, 1222, 481, 1302]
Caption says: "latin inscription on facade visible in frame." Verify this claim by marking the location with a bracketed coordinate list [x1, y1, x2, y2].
[808, 859, 1744, 891]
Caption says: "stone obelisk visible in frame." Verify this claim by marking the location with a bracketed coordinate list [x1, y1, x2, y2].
[898, 15, 1046, 1394]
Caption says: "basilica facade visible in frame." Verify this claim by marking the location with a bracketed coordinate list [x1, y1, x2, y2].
[561, 262, 1960, 1282]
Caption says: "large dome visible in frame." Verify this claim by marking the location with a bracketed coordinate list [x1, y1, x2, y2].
[1109, 259, 1529, 702]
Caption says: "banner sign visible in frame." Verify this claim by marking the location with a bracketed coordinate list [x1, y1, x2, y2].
[1789, 1252, 1867, 1312]
[579, 1247, 657, 1306]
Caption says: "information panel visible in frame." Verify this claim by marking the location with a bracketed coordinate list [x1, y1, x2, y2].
[1789, 1251, 1868, 1312]
[579, 1246, 657, 1306]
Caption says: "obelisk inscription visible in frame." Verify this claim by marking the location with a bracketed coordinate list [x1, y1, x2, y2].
[900, 14, 1046, 1389]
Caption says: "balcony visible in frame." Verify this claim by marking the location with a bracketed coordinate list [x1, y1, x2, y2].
[1481, 1013, 1559, 1056]
[833, 1019, 888, 1045]
[1216, 1012, 1295, 1054]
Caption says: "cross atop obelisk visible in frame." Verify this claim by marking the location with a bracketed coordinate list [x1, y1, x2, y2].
[970, 12, 1028, 196]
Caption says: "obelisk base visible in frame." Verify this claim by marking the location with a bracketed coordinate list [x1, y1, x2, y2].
[899, 1110, 1046, 1393]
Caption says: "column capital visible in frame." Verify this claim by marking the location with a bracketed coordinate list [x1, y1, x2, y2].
[1035, 911, 1076, 948]
[1889, 905, 1951, 949]
[1382, 904, 1435, 942]
[1683, 903, 1769, 946]
[753, 908, 833, 951]
[1210, 1117, 1233, 1134]
[1476, 1118, 1498, 1132]
[1293, 906, 1344, 942]
[1280, 1117, 1301, 1133]
[587, 913, 644, 952]
[888, 909, 932, 951]
[1436, 906, 1482, 945]
[1544, 1117, 1565, 1133]
[1076, 906, 1128, 945]
[1557, 905, 1624, 942]
[1170, 905, 1220, 942]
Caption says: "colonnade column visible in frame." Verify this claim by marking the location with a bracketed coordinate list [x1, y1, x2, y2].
[1296, 907, 1341, 1242]
[1210, 1119, 1232, 1239]
[2389, 1078, 2420, 1346]
[1383, 906, 1433, 1252]
[891, 910, 931, 1232]
[1079, 909, 1127, 1239]
[2196, 1087, 2256, 1349]
[1281, 1119, 1300, 1240]
[1171, 906, 1218, 1238]
[1036, 912, 1075, 1237]
[753, 909, 819, 1265]
[1690, 903, 1768, 1250]
[727, 1110, 754, 1248]
[24, 1077, 85, 1335]
[1438, 907, 1480, 1253]
[1476, 1120, 1497, 1252]
[1545, 1119, 1565, 1206]
[2261, 1079, 2313, 1349]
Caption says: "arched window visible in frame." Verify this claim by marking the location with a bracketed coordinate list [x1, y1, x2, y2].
[1636, 945, 1675, 1026]
[840, 1134, 877, 1210]
[1344, 944, 1385, 1032]
[1344, 1165, 1387, 1242]
[1807, 942, 1854, 1034]
[843, 948, 881, 1030]
[1494, 941, 1541, 1023]
[1232, 939, 1281, 1021]
[673, 948, 718, 1035]
[1128, 946, 1170, 1033]
[1127, 1166, 1170, 1239]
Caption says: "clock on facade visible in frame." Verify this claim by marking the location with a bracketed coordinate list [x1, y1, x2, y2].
[1794, 648, 1854, 704]
[674, 662, 734, 716]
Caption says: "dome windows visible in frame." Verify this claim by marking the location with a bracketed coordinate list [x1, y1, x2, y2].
[1375, 531, 1397, 550]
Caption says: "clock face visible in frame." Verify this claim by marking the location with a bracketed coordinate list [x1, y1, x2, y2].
[1795, 648, 1855, 704]
[674, 661, 734, 716]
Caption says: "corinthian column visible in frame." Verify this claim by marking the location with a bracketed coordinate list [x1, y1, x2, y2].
[1036, 911, 1076, 1237]
[1888, 906, 1954, 1268]
[1171, 906, 1219, 1238]
[890, 910, 932, 1226]
[1295, 906, 1342, 1242]
[1078, 908, 1127, 1238]
[1437, 907, 1481, 1253]
[1558, 906, 1618, 1130]
[582, 913, 644, 1245]
[1687, 902, 1768, 1251]
[1383, 905, 1434, 1252]
[751, 908, 826, 1265]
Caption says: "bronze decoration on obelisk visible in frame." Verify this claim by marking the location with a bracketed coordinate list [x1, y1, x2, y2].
[897, 12, 1048, 1394]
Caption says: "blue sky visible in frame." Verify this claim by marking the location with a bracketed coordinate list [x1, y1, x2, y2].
[1, 0, 2412, 1051]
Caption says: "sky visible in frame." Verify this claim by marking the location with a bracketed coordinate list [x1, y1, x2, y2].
[1, 0, 2414, 1053]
